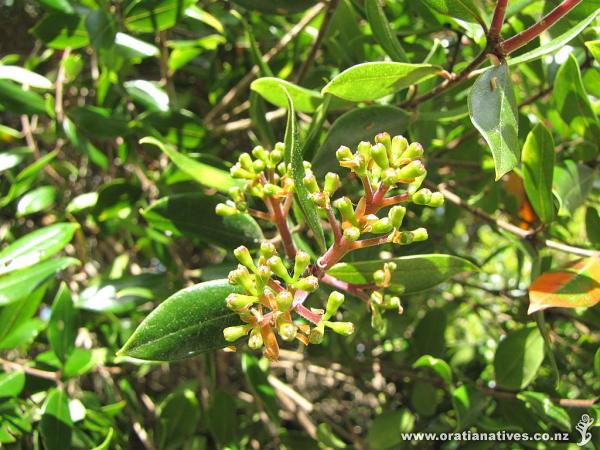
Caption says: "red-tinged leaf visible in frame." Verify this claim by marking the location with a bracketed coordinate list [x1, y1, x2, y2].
[528, 257, 600, 314]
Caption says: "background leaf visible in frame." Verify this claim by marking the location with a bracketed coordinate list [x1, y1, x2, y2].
[494, 325, 544, 390]
[40, 389, 73, 450]
[522, 123, 555, 223]
[251, 78, 321, 113]
[365, 0, 407, 62]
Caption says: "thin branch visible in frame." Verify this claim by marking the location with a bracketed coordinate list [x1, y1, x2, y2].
[158, 30, 176, 107]
[54, 48, 71, 124]
[0, 358, 62, 385]
[489, 0, 509, 41]
[321, 274, 371, 302]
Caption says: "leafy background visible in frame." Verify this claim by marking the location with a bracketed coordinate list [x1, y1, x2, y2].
[0, 0, 599, 448]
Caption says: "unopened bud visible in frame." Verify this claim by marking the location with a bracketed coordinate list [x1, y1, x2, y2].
[276, 290, 293, 311]
[279, 322, 297, 341]
[428, 192, 444, 207]
[303, 173, 320, 194]
[357, 141, 372, 159]
[401, 142, 424, 160]
[257, 265, 271, 284]
[294, 275, 319, 292]
[384, 296, 403, 314]
[375, 132, 391, 151]
[216, 203, 238, 216]
[239, 153, 254, 172]
[411, 227, 428, 242]
[248, 328, 263, 349]
[336, 145, 353, 161]
[252, 145, 268, 162]
[325, 291, 345, 319]
[325, 321, 355, 336]
[391, 135, 408, 161]
[371, 143, 390, 169]
[311, 192, 328, 207]
[232, 265, 257, 294]
[412, 188, 432, 205]
[230, 164, 255, 180]
[270, 149, 283, 166]
[309, 323, 325, 344]
[396, 160, 426, 180]
[293, 251, 311, 280]
[264, 183, 284, 197]
[382, 168, 400, 185]
[388, 206, 406, 229]
[267, 256, 292, 283]
[226, 293, 257, 310]
[333, 197, 358, 226]
[234, 246, 255, 270]
[223, 325, 250, 342]
[343, 226, 361, 241]
[260, 242, 277, 258]
[373, 269, 386, 287]
[324, 172, 341, 196]
[228, 186, 244, 203]
[371, 217, 393, 234]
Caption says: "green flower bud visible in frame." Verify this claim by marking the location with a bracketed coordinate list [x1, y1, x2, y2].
[279, 322, 297, 342]
[234, 246, 255, 270]
[276, 290, 293, 311]
[411, 227, 428, 242]
[357, 141, 372, 159]
[216, 203, 238, 216]
[325, 291, 345, 319]
[384, 295, 403, 314]
[395, 231, 414, 245]
[333, 197, 358, 226]
[228, 186, 244, 203]
[270, 149, 283, 166]
[428, 192, 444, 207]
[412, 188, 432, 205]
[391, 135, 408, 161]
[310, 192, 328, 208]
[382, 168, 400, 185]
[264, 183, 284, 197]
[396, 160, 426, 181]
[230, 164, 256, 180]
[276, 161, 287, 175]
[223, 324, 250, 342]
[371, 306, 387, 333]
[232, 265, 258, 294]
[239, 153, 254, 172]
[267, 256, 292, 283]
[253, 159, 266, 172]
[375, 131, 391, 150]
[324, 172, 341, 196]
[370, 290, 384, 306]
[248, 328, 263, 349]
[293, 251, 311, 281]
[388, 205, 406, 228]
[226, 293, 257, 310]
[325, 321, 355, 336]
[371, 217, 393, 234]
[260, 242, 277, 258]
[274, 142, 285, 152]
[257, 265, 271, 285]
[371, 143, 390, 169]
[303, 173, 320, 194]
[401, 142, 424, 160]
[309, 323, 325, 344]
[252, 145, 268, 162]
[343, 226, 361, 241]
[293, 275, 319, 292]
[336, 145, 353, 161]
[373, 269, 386, 287]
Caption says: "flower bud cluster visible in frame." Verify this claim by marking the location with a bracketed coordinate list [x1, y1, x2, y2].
[222, 243, 354, 360]
[368, 262, 404, 333]
[216, 143, 293, 217]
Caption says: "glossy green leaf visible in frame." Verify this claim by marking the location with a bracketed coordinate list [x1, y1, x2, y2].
[0, 66, 53, 89]
[312, 105, 410, 176]
[38, 0, 75, 14]
[118, 280, 243, 361]
[48, 283, 78, 363]
[366, 410, 414, 450]
[157, 389, 200, 450]
[251, 78, 321, 113]
[553, 160, 594, 217]
[452, 385, 488, 431]
[586, 207, 600, 247]
[85, 9, 117, 50]
[468, 61, 519, 181]
[124, 80, 170, 112]
[143, 193, 264, 249]
[40, 388, 73, 450]
[0, 257, 79, 306]
[140, 137, 239, 193]
[413, 355, 453, 385]
[517, 392, 571, 431]
[420, 0, 485, 27]
[242, 354, 279, 424]
[16, 186, 57, 217]
[553, 54, 600, 142]
[316, 423, 347, 449]
[67, 106, 130, 138]
[528, 257, 600, 314]
[230, 0, 316, 14]
[494, 325, 544, 390]
[284, 88, 326, 252]
[327, 254, 478, 295]
[585, 39, 600, 62]
[522, 123, 555, 223]
[365, 0, 407, 62]
[0, 80, 46, 115]
[184, 5, 224, 33]
[0, 371, 25, 399]
[0, 318, 45, 349]
[508, 10, 599, 66]
[321, 62, 441, 102]
[91, 428, 114, 450]
[0, 287, 45, 345]
[32, 13, 89, 49]
[0, 148, 32, 173]
[124, 0, 195, 32]
[0, 223, 79, 276]
[115, 32, 159, 58]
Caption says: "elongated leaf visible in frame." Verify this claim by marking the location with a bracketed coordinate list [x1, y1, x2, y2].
[0, 223, 79, 276]
[85, 9, 117, 50]
[118, 280, 242, 361]
[124, 80, 170, 112]
[140, 137, 239, 193]
[586, 40, 600, 62]
[508, 10, 599, 66]
[143, 193, 264, 249]
[38, 0, 75, 14]
[365, 0, 407, 62]
[283, 88, 326, 252]
[32, 13, 89, 49]
[157, 390, 200, 449]
[522, 123, 555, 224]
[413, 355, 453, 385]
[421, 0, 485, 27]
[517, 392, 571, 431]
[0, 371, 25, 399]
[0, 318, 45, 349]
[327, 254, 478, 294]
[312, 105, 410, 176]
[0, 66, 53, 89]
[321, 62, 441, 102]
[494, 325, 544, 390]
[452, 385, 488, 431]
[16, 186, 57, 217]
[124, 0, 195, 32]
[251, 78, 321, 113]
[586, 207, 600, 247]
[0, 148, 32, 173]
[48, 283, 78, 362]
[553, 54, 600, 142]
[242, 353, 280, 424]
[115, 32, 159, 58]
[184, 5, 223, 33]
[0, 287, 45, 344]
[40, 388, 73, 450]
[528, 257, 600, 314]
[553, 161, 595, 217]
[0, 257, 79, 306]
[91, 428, 114, 450]
[0, 80, 46, 115]
[468, 61, 519, 180]
[68, 106, 130, 138]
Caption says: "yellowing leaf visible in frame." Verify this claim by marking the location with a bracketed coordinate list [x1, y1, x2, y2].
[528, 257, 600, 314]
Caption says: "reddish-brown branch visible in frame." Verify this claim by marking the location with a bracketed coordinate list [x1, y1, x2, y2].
[489, 0, 509, 40]
[247, 208, 272, 221]
[321, 274, 371, 303]
[325, 206, 342, 244]
[353, 234, 391, 250]
[380, 192, 410, 207]
[501, 0, 582, 54]
[360, 175, 373, 203]
[270, 197, 297, 259]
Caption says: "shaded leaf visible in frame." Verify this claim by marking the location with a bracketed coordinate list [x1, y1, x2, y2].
[452, 385, 489, 430]
[528, 257, 600, 314]
[586, 207, 600, 247]
[48, 283, 78, 363]
[365, 0, 407, 62]
[32, 13, 89, 49]
[494, 325, 544, 389]
[118, 280, 242, 361]
[251, 78, 321, 113]
[40, 389, 73, 450]
[468, 61, 519, 180]
[242, 354, 280, 424]
[85, 9, 117, 50]
[0, 80, 46, 115]
[522, 123, 555, 223]
[420, 0, 485, 27]
[230, 0, 316, 14]
[0, 287, 45, 345]
[157, 389, 200, 450]
[517, 392, 571, 431]
[321, 62, 441, 102]
[124, 0, 195, 32]
[413, 355, 453, 385]
[553, 160, 594, 217]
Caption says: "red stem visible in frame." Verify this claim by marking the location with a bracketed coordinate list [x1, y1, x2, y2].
[321, 274, 371, 303]
[361, 175, 373, 203]
[270, 197, 297, 259]
[294, 304, 322, 324]
[353, 234, 391, 250]
[380, 192, 410, 208]
[489, 0, 509, 40]
[317, 238, 353, 271]
[501, 0, 582, 54]
[325, 206, 342, 244]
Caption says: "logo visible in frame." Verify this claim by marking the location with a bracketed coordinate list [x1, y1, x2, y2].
[576, 414, 594, 447]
